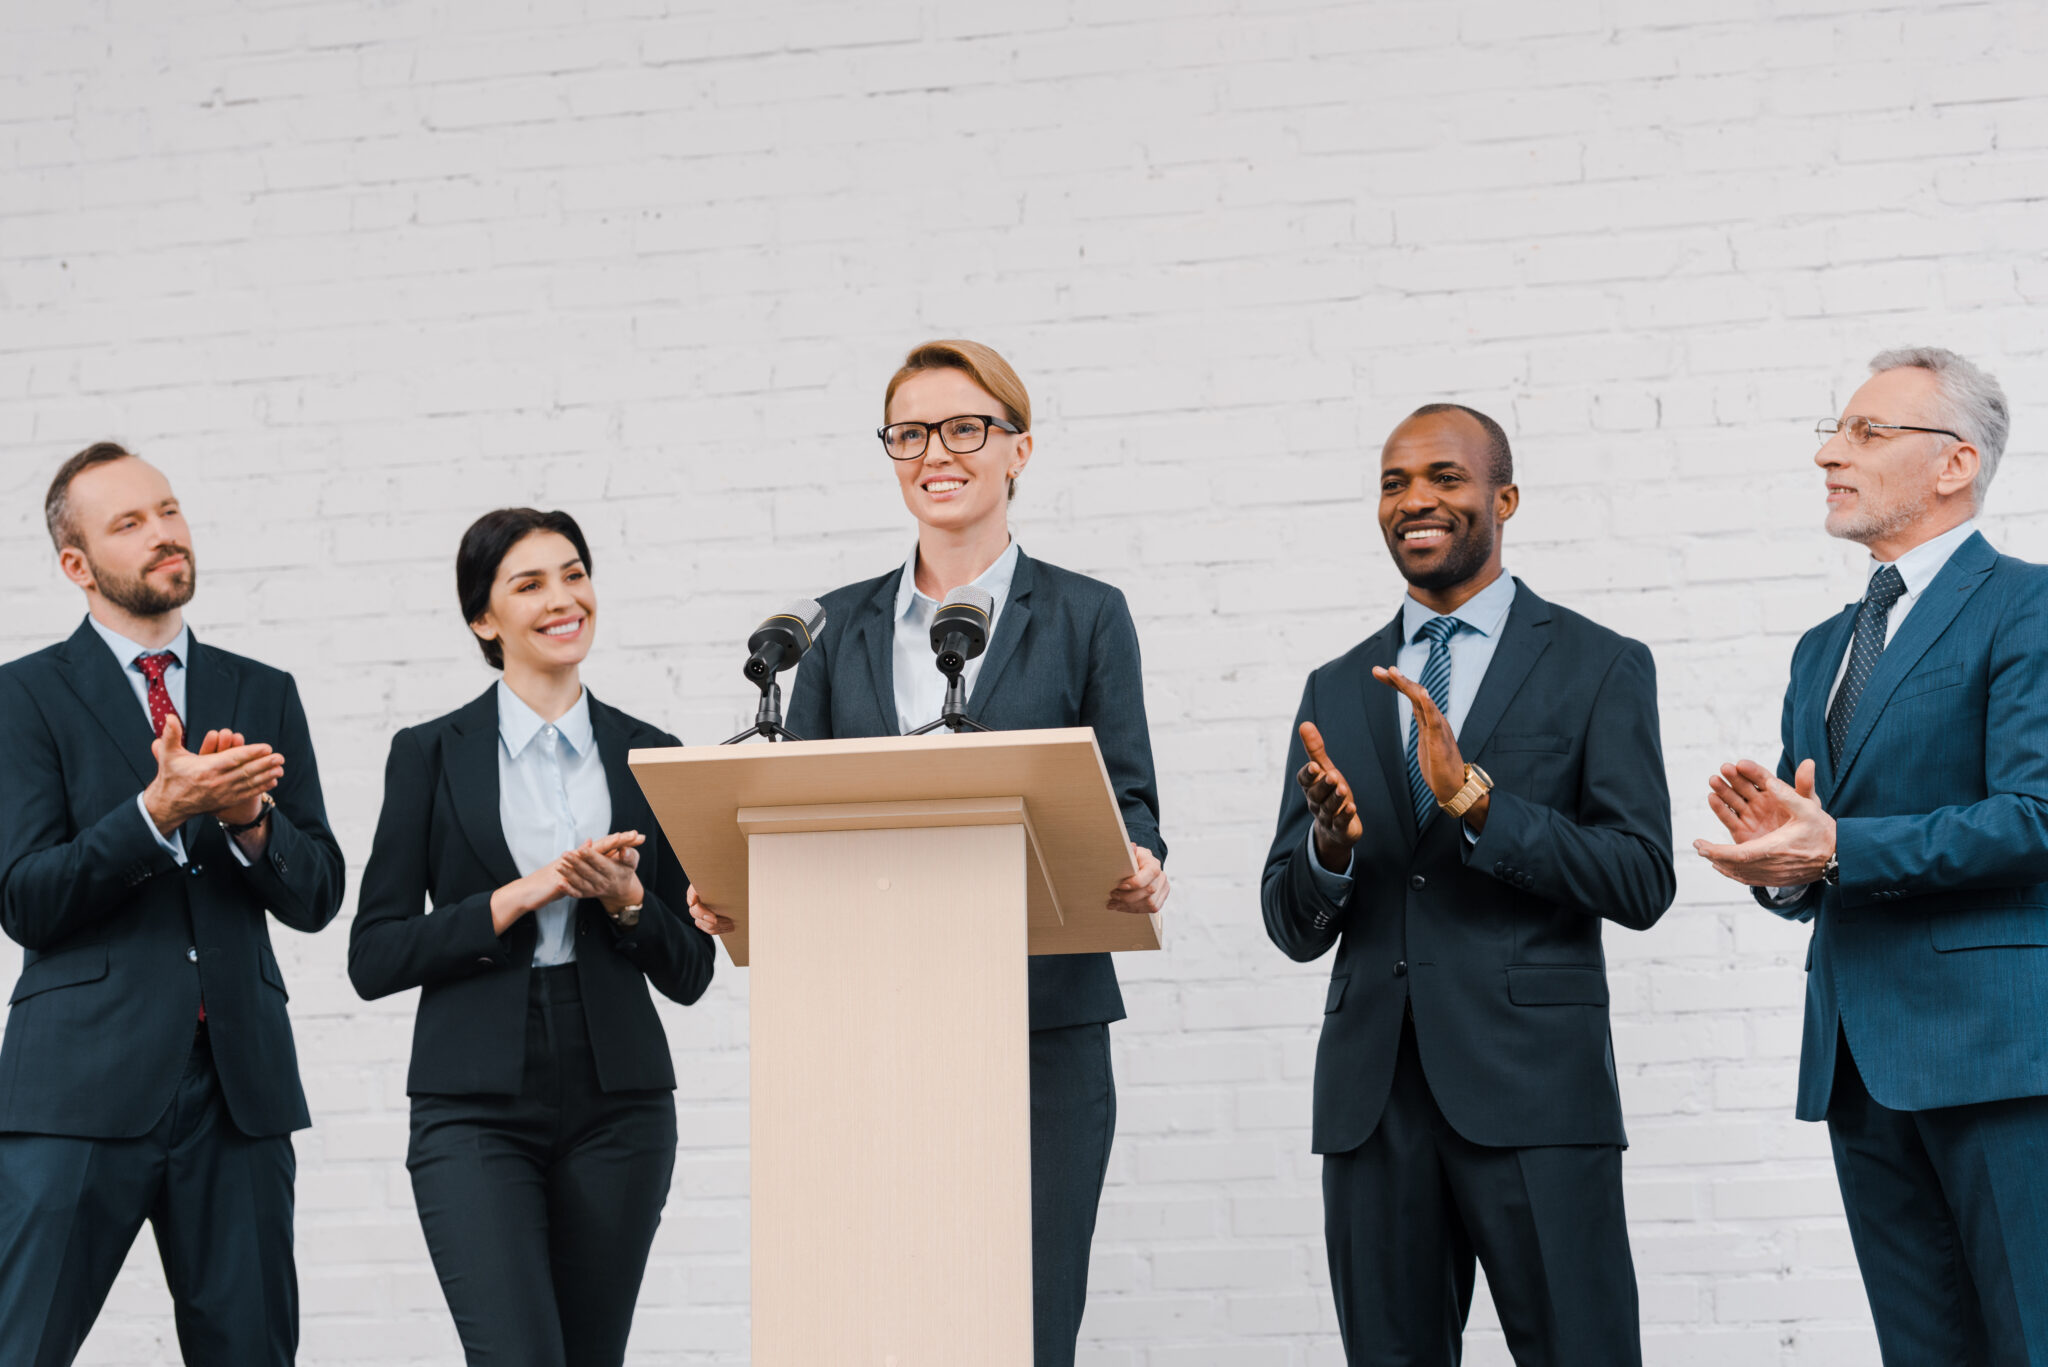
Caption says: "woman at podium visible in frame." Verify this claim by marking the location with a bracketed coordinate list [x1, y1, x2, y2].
[350, 507, 715, 1366]
[689, 339, 1171, 1366]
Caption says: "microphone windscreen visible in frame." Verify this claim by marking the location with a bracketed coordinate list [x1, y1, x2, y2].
[774, 598, 826, 650]
[938, 585, 995, 618]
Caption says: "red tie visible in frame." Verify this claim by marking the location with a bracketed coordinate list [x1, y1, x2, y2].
[137, 651, 202, 1021]
[135, 652, 181, 738]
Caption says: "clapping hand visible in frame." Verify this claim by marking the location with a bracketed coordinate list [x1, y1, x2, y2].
[1694, 758, 1836, 887]
[1296, 721, 1363, 871]
[143, 715, 284, 835]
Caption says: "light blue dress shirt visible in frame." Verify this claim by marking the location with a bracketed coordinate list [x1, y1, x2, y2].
[496, 682, 612, 967]
[891, 538, 1022, 735]
[86, 616, 222, 868]
[1309, 572, 1519, 898]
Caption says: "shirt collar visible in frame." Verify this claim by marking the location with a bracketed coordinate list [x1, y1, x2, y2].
[496, 680, 595, 759]
[1876, 519, 1979, 600]
[894, 538, 1021, 622]
[87, 615, 190, 672]
[1401, 570, 1517, 644]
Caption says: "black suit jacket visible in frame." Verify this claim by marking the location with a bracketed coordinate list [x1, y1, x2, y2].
[0, 618, 346, 1138]
[1262, 581, 1674, 1153]
[349, 688, 714, 1096]
[786, 550, 1166, 1032]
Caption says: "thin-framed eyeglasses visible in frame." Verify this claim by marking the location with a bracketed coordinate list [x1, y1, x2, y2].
[1816, 415, 1963, 446]
[877, 414, 1021, 462]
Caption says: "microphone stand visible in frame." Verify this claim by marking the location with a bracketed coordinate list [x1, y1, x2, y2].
[908, 669, 991, 736]
[721, 679, 805, 745]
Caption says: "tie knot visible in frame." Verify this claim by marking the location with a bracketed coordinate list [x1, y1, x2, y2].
[1867, 563, 1906, 611]
[135, 651, 176, 685]
[1416, 615, 1459, 646]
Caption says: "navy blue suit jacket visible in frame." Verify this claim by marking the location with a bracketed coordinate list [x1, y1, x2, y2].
[785, 550, 1165, 1033]
[1759, 532, 2048, 1119]
[349, 689, 715, 1096]
[1262, 582, 1674, 1153]
[0, 619, 346, 1138]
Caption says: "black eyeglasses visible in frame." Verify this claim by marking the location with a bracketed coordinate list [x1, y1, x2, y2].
[877, 414, 1021, 462]
[1816, 415, 1963, 446]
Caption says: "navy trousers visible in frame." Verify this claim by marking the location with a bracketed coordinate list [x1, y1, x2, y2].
[1321, 1014, 1640, 1367]
[1030, 1022, 1117, 1367]
[1828, 1028, 2048, 1367]
[0, 1023, 297, 1367]
[406, 965, 677, 1367]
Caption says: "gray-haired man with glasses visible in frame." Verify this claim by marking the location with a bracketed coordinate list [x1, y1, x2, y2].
[1697, 347, 2048, 1364]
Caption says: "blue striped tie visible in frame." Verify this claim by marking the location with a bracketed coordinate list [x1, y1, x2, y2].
[1407, 615, 1459, 826]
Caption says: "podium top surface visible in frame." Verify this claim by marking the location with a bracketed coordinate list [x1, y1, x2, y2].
[630, 727, 1156, 966]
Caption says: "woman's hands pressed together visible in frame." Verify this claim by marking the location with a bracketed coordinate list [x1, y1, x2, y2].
[490, 831, 646, 934]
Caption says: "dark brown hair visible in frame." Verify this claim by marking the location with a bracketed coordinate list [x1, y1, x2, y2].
[45, 441, 139, 550]
[456, 508, 594, 669]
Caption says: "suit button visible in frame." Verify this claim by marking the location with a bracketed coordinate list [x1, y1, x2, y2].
[476, 957, 494, 966]
[1394, 961, 1408, 977]
[1493, 862, 1504, 874]
[1409, 875, 1426, 890]
[188, 863, 204, 877]
[186, 947, 198, 962]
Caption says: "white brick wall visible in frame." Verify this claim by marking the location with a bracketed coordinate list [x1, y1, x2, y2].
[3, 1, 2045, 1361]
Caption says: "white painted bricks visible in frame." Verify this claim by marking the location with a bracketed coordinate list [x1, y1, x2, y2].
[4, 2, 2047, 1363]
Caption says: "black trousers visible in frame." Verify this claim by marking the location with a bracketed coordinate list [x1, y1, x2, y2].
[1030, 1022, 1117, 1367]
[407, 965, 677, 1367]
[1321, 1015, 1640, 1367]
[0, 1023, 297, 1367]
[1826, 1028, 2048, 1367]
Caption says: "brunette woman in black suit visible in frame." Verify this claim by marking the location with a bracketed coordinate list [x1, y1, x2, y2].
[686, 341, 1170, 1367]
[351, 508, 714, 1367]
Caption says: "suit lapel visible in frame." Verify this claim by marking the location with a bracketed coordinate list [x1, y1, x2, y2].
[177, 635, 242, 847]
[1802, 603, 1858, 799]
[446, 689, 523, 886]
[1832, 533, 1997, 794]
[589, 695, 649, 833]
[968, 551, 1034, 723]
[1457, 581, 1553, 762]
[1359, 613, 1417, 846]
[855, 570, 900, 736]
[54, 618, 159, 787]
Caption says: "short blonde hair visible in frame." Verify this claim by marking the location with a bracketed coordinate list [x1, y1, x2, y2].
[884, 339, 1032, 432]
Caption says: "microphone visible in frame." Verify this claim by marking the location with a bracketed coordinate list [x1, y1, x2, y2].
[930, 585, 994, 678]
[743, 599, 826, 684]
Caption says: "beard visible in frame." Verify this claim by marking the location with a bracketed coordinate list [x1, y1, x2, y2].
[1394, 523, 1496, 592]
[90, 544, 197, 617]
[1827, 489, 1931, 547]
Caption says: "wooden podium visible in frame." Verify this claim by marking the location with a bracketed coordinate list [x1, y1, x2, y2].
[631, 728, 1159, 1366]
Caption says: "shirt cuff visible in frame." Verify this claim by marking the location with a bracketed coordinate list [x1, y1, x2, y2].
[1464, 822, 1480, 846]
[1766, 885, 1811, 906]
[224, 829, 255, 867]
[1305, 831, 1355, 905]
[136, 793, 186, 865]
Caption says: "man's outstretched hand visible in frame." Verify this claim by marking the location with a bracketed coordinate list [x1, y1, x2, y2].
[1695, 758, 1836, 887]
[1297, 721, 1364, 872]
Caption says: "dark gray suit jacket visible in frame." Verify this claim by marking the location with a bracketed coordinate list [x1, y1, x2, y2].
[1262, 582, 1674, 1153]
[0, 619, 346, 1138]
[786, 550, 1165, 1032]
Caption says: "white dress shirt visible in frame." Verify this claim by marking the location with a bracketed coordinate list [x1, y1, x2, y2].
[86, 616, 246, 868]
[891, 539, 1022, 736]
[1310, 571, 1520, 897]
[496, 682, 612, 967]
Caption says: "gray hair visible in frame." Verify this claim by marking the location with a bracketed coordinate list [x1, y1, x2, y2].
[1867, 346, 2009, 508]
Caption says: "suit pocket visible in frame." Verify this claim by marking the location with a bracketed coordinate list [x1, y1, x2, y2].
[258, 943, 290, 999]
[1324, 975, 1348, 1013]
[1893, 663, 1966, 701]
[9, 946, 110, 1003]
[1931, 904, 2048, 951]
[1487, 732, 1570, 754]
[1506, 964, 1609, 1006]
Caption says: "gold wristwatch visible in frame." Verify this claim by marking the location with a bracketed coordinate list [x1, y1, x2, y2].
[1439, 763, 1494, 819]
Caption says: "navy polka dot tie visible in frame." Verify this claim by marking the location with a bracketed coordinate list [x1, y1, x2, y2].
[1826, 563, 1906, 769]
[135, 651, 181, 739]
